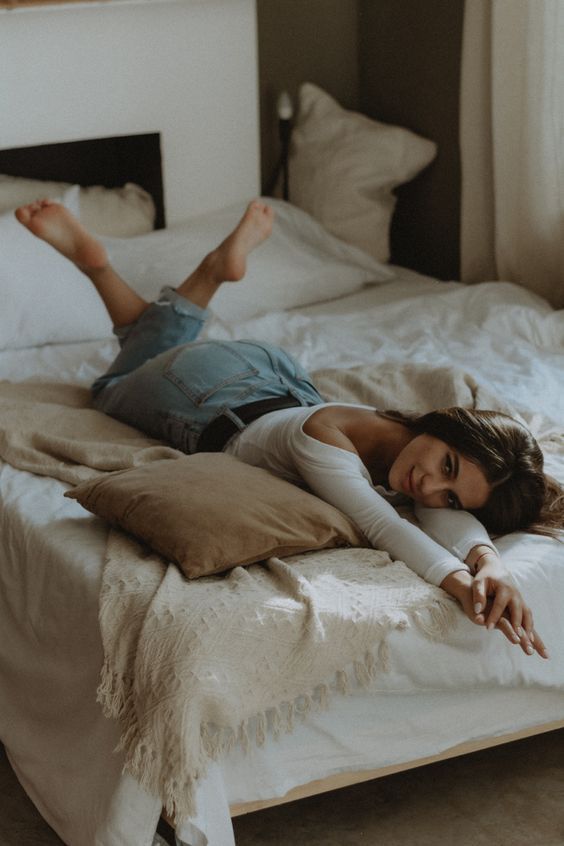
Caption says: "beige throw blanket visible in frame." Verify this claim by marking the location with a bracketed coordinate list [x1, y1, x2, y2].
[99, 538, 456, 820]
[0, 365, 492, 820]
[0, 381, 181, 484]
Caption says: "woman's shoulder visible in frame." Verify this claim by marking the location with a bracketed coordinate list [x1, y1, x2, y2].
[303, 403, 376, 426]
[248, 402, 376, 467]
[302, 405, 366, 454]
[301, 403, 377, 451]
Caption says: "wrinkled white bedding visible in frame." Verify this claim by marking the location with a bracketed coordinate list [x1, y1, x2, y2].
[1, 270, 563, 846]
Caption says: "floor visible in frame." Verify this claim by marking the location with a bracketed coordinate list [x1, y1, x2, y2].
[2, 730, 563, 846]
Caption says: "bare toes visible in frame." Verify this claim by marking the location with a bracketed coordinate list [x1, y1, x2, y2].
[15, 206, 32, 226]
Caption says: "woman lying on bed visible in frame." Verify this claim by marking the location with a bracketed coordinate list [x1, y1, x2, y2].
[16, 198, 563, 660]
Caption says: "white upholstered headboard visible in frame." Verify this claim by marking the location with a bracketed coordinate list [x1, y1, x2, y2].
[0, 0, 260, 223]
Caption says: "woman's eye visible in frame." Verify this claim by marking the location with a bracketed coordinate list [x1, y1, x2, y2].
[444, 454, 453, 476]
[447, 491, 460, 510]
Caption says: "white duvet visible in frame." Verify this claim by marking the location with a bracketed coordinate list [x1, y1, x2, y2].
[1, 270, 563, 846]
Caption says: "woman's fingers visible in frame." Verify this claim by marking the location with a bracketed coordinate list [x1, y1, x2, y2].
[515, 627, 535, 656]
[484, 585, 512, 630]
[472, 578, 487, 615]
[468, 578, 548, 659]
[522, 605, 535, 640]
[496, 618, 534, 654]
[495, 619, 549, 658]
[508, 597, 524, 636]
[484, 587, 528, 636]
[530, 628, 549, 660]
[473, 577, 521, 629]
[496, 617, 521, 646]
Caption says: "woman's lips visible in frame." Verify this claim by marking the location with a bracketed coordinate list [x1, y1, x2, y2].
[405, 467, 415, 496]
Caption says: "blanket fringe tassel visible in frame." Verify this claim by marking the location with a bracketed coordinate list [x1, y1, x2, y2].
[96, 601, 457, 824]
[96, 638, 398, 824]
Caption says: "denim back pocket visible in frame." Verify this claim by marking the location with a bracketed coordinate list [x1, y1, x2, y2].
[163, 341, 263, 408]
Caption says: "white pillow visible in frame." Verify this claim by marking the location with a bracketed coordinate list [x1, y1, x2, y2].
[0, 188, 112, 351]
[0, 175, 156, 237]
[287, 83, 437, 262]
[102, 198, 393, 324]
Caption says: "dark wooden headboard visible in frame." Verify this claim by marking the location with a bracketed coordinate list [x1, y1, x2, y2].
[0, 133, 165, 229]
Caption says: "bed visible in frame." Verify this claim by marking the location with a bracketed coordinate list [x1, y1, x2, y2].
[1, 3, 563, 846]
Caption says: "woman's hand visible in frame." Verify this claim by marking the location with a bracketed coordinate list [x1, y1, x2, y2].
[476, 593, 548, 658]
[470, 554, 548, 659]
[440, 567, 549, 659]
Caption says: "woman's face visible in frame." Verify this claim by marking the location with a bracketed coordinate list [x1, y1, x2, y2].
[388, 433, 491, 511]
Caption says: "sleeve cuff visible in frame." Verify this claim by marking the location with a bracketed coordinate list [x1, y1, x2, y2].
[425, 559, 471, 587]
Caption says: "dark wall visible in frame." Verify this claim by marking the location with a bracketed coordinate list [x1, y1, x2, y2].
[256, 0, 359, 194]
[359, 0, 465, 280]
[257, 0, 465, 281]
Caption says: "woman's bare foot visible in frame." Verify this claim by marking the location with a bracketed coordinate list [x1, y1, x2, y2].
[177, 199, 274, 302]
[174, 200, 274, 308]
[210, 199, 274, 282]
[15, 199, 108, 270]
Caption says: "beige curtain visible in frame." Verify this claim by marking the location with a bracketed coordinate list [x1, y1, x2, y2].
[460, 0, 564, 309]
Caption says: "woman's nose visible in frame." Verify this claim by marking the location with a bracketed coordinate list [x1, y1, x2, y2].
[417, 481, 445, 508]
[419, 474, 446, 500]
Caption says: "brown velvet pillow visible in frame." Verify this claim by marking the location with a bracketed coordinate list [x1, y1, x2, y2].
[66, 453, 367, 579]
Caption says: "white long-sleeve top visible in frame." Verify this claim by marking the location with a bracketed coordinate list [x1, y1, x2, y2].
[225, 403, 495, 586]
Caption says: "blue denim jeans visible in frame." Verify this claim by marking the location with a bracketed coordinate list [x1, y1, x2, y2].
[92, 287, 323, 453]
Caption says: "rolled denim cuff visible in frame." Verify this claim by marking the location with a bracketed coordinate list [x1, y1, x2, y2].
[113, 322, 134, 342]
[157, 286, 212, 322]
[112, 287, 211, 344]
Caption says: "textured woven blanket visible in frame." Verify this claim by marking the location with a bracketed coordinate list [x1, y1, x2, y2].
[0, 364, 494, 820]
[98, 535, 457, 820]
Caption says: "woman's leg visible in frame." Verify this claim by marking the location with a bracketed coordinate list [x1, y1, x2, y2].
[16, 197, 275, 390]
[16, 198, 274, 315]
[15, 199, 149, 328]
[174, 199, 274, 306]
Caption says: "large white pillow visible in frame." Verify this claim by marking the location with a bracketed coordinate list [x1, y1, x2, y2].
[0, 174, 155, 237]
[0, 189, 112, 351]
[103, 198, 393, 324]
[287, 83, 437, 263]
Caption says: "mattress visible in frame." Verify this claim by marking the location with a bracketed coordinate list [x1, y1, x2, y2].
[1, 270, 563, 846]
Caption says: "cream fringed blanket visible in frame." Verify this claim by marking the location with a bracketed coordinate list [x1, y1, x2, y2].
[99, 538, 457, 821]
[0, 366, 486, 821]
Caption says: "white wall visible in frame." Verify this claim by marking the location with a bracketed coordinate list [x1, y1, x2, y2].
[0, 0, 260, 221]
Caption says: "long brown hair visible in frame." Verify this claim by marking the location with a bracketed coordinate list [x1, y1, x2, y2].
[380, 407, 564, 538]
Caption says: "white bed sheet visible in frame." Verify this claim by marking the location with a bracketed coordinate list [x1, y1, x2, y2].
[1, 271, 563, 846]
